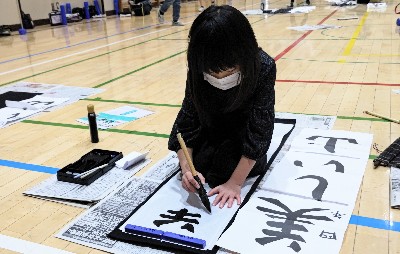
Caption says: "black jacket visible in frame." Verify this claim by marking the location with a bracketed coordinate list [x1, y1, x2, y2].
[168, 50, 275, 161]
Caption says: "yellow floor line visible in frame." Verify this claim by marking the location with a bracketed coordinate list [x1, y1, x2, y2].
[349, 54, 400, 57]
[339, 12, 369, 62]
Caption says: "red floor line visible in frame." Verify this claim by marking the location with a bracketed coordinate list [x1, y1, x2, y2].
[274, 10, 338, 61]
[276, 79, 400, 86]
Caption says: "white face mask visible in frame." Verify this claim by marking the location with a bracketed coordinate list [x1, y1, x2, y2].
[203, 71, 241, 90]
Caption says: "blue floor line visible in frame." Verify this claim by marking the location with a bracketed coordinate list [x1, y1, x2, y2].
[350, 215, 400, 232]
[1, 158, 399, 232]
[0, 159, 58, 174]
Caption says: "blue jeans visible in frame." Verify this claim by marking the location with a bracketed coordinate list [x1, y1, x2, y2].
[160, 0, 181, 22]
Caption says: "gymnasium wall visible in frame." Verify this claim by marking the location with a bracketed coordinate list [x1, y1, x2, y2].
[0, 0, 116, 26]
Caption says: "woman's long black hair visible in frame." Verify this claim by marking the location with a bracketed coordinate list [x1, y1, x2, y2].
[187, 5, 261, 112]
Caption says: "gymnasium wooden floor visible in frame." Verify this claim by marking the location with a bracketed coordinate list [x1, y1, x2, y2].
[0, 0, 399, 253]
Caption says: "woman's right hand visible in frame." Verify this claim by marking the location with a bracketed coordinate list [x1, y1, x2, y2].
[177, 149, 206, 193]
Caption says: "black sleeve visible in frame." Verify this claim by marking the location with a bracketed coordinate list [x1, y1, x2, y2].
[168, 80, 201, 152]
[242, 59, 276, 160]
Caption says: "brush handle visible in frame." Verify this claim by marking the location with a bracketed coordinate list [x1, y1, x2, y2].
[364, 110, 400, 124]
[177, 133, 197, 177]
[73, 163, 108, 178]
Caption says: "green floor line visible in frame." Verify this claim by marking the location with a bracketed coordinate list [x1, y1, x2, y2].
[22, 119, 376, 158]
[369, 155, 377, 160]
[100, 128, 169, 138]
[0, 29, 186, 87]
[83, 98, 181, 107]
[2, 18, 266, 89]
[22, 120, 169, 138]
[82, 98, 389, 122]
[337, 115, 389, 122]
[92, 17, 264, 88]
[94, 50, 187, 88]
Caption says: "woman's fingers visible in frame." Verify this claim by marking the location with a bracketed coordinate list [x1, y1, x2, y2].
[182, 171, 198, 192]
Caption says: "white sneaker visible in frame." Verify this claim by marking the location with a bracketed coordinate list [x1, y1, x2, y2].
[157, 8, 165, 24]
[198, 6, 205, 12]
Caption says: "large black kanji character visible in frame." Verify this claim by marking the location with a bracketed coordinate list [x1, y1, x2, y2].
[295, 175, 328, 201]
[256, 198, 333, 252]
[153, 208, 201, 233]
[306, 136, 358, 153]
[324, 160, 344, 173]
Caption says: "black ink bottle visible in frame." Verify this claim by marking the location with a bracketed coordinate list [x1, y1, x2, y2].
[87, 104, 99, 143]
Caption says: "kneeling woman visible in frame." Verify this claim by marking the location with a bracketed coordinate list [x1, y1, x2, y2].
[168, 5, 276, 209]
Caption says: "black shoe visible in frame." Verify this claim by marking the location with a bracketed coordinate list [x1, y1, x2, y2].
[306, 0, 310, 5]
[0, 26, 11, 36]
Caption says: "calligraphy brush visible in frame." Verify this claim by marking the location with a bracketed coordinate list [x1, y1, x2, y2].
[177, 133, 212, 213]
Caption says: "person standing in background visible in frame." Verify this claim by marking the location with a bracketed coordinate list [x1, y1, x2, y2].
[158, 0, 184, 26]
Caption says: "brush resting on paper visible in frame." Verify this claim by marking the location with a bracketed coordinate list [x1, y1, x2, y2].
[177, 133, 212, 213]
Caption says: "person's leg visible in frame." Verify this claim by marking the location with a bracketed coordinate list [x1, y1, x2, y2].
[192, 138, 215, 181]
[193, 137, 268, 188]
[160, 0, 173, 13]
[172, 0, 184, 26]
[207, 146, 268, 187]
[197, 139, 242, 188]
[158, 0, 173, 23]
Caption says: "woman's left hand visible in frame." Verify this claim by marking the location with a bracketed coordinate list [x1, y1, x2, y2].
[208, 180, 242, 208]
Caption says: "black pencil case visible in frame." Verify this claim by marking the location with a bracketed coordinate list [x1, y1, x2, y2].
[57, 149, 123, 185]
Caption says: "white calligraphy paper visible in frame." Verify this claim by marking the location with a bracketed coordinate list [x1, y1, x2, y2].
[261, 150, 368, 205]
[217, 128, 372, 254]
[0, 82, 103, 128]
[217, 190, 350, 254]
[15, 95, 70, 110]
[120, 174, 257, 250]
[0, 107, 41, 127]
[289, 129, 373, 159]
